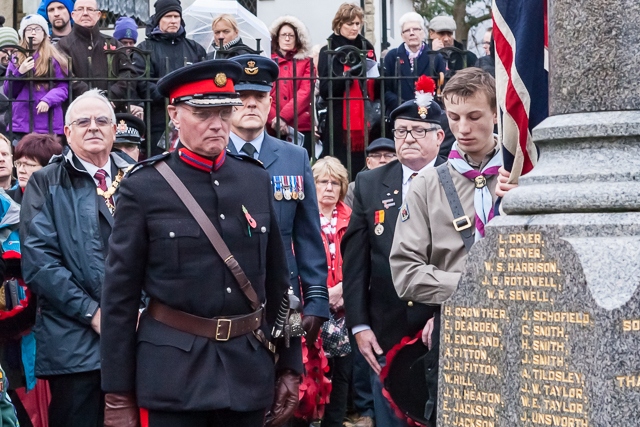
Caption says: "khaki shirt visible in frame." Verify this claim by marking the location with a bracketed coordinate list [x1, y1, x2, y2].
[390, 147, 499, 305]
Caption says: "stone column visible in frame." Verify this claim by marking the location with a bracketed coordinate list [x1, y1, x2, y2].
[363, 0, 376, 46]
[497, 0, 640, 299]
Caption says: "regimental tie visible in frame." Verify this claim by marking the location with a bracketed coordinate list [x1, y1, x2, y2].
[95, 169, 116, 215]
[241, 143, 257, 159]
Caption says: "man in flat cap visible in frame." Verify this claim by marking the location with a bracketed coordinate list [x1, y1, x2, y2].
[228, 54, 330, 347]
[113, 112, 145, 161]
[341, 76, 446, 426]
[389, 68, 501, 426]
[428, 15, 477, 72]
[100, 59, 301, 427]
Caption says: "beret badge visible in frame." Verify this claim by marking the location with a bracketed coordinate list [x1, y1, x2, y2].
[414, 76, 436, 119]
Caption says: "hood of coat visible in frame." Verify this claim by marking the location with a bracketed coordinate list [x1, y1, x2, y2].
[269, 15, 311, 59]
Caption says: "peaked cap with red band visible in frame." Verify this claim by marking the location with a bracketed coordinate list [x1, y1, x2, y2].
[157, 59, 244, 107]
[389, 75, 442, 125]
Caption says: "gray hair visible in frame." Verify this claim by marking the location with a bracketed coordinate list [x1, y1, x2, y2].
[65, 89, 116, 125]
[399, 12, 426, 33]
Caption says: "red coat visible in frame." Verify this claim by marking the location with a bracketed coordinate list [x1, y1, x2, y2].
[269, 52, 312, 132]
[320, 201, 352, 289]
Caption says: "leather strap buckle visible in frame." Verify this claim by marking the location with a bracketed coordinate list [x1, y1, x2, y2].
[216, 318, 232, 341]
[453, 215, 472, 231]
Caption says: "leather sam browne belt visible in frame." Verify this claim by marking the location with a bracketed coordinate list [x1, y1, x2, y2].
[148, 299, 263, 342]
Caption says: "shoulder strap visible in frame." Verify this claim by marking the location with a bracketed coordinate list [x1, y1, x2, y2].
[154, 161, 262, 311]
[435, 163, 474, 253]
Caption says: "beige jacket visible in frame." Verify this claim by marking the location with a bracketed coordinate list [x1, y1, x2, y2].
[390, 148, 499, 305]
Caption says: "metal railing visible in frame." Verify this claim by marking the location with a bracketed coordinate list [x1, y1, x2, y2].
[0, 41, 472, 177]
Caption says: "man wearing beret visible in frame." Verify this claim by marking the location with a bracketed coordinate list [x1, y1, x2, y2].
[389, 68, 501, 426]
[228, 54, 330, 346]
[113, 112, 145, 161]
[341, 77, 446, 426]
[100, 59, 301, 427]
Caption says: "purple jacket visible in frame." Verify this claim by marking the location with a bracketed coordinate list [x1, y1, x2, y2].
[4, 53, 68, 134]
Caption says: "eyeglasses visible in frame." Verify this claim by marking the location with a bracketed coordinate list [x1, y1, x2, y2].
[279, 33, 296, 40]
[69, 116, 112, 128]
[402, 27, 423, 34]
[180, 105, 233, 121]
[392, 127, 438, 139]
[316, 179, 340, 188]
[73, 7, 99, 14]
[14, 161, 39, 169]
[25, 26, 44, 34]
[368, 152, 397, 160]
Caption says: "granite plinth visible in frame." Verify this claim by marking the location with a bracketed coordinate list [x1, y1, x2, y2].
[437, 219, 640, 427]
[549, 0, 640, 115]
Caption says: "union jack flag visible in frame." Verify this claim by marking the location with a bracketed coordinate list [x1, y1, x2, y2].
[493, 0, 549, 182]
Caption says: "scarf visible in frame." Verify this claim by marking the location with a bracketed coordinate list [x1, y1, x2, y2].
[405, 43, 425, 70]
[448, 141, 502, 241]
[320, 208, 339, 261]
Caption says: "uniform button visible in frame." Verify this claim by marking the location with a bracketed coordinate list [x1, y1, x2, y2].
[226, 287, 232, 293]
[214, 180, 219, 186]
[408, 301, 414, 307]
[88, 46, 92, 50]
[169, 232, 175, 238]
[261, 226, 266, 233]
[220, 214, 225, 220]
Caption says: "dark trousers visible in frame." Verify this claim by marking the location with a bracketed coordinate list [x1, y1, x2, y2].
[321, 352, 353, 427]
[46, 370, 104, 427]
[349, 333, 375, 418]
[143, 407, 266, 427]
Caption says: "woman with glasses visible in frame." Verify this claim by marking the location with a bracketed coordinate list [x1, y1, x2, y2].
[6, 133, 62, 203]
[3, 14, 68, 142]
[311, 156, 353, 427]
[268, 16, 314, 158]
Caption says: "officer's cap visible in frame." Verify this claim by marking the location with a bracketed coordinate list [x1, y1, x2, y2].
[366, 138, 396, 155]
[230, 54, 279, 92]
[115, 113, 145, 145]
[157, 59, 243, 107]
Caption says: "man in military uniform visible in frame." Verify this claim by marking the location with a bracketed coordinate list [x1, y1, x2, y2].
[113, 112, 145, 162]
[341, 82, 447, 427]
[389, 68, 501, 426]
[100, 59, 301, 427]
[228, 54, 330, 345]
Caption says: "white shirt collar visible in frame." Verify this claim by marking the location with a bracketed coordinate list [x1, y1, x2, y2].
[77, 155, 111, 183]
[401, 157, 436, 185]
[229, 131, 265, 157]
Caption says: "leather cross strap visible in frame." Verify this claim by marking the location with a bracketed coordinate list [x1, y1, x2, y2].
[154, 161, 262, 312]
[436, 164, 474, 253]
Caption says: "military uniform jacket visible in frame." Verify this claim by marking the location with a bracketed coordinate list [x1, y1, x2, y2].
[100, 149, 302, 412]
[389, 156, 499, 305]
[341, 159, 444, 353]
[228, 133, 330, 319]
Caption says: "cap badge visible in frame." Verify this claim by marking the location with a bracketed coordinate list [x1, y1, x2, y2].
[245, 60, 259, 75]
[418, 106, 428, 119]
[214, 73, 228, 88]
[117, 120, 128, 132]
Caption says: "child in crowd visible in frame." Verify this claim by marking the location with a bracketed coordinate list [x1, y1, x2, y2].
[4, 14, 68, 141]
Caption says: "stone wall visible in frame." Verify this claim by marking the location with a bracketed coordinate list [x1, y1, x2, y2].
[363, 0, 376, 46]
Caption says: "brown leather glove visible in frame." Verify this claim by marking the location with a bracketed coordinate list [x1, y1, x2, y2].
[301, 315, 324, 348]
[104, 392, 140, 427]
[264, 370, 300, 427]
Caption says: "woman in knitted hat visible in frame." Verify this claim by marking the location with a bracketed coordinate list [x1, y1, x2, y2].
[3, 14, 68, 140]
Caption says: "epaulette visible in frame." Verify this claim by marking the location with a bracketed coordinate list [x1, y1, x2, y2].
[127, 151, 171, 176]
[227, 150, 265, 168]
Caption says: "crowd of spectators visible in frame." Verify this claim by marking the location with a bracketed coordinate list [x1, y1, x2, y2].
[0, 2, 499, 426]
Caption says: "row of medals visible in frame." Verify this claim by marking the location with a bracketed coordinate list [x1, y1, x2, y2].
[274, 188, 305, 201]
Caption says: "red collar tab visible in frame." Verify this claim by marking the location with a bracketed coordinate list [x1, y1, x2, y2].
[178, 147, 226, 172]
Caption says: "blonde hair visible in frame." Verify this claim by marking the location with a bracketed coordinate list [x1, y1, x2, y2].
[312, 156, 349, 201]
[332, 3, 364, 35]
[212, 14, 239, 34]
[15, 37, 68, 90]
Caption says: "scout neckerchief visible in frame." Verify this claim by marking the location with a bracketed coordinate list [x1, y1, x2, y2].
[178, 147, 225, 172]
[447, 141, 502, 241]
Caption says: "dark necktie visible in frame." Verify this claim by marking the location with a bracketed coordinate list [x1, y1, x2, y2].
[242, 143, 257, 159]
[94, 169, 114, 211]
[410, 172, 418, 179]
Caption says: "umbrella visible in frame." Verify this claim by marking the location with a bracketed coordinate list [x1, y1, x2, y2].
[183, 0, 271, 57]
